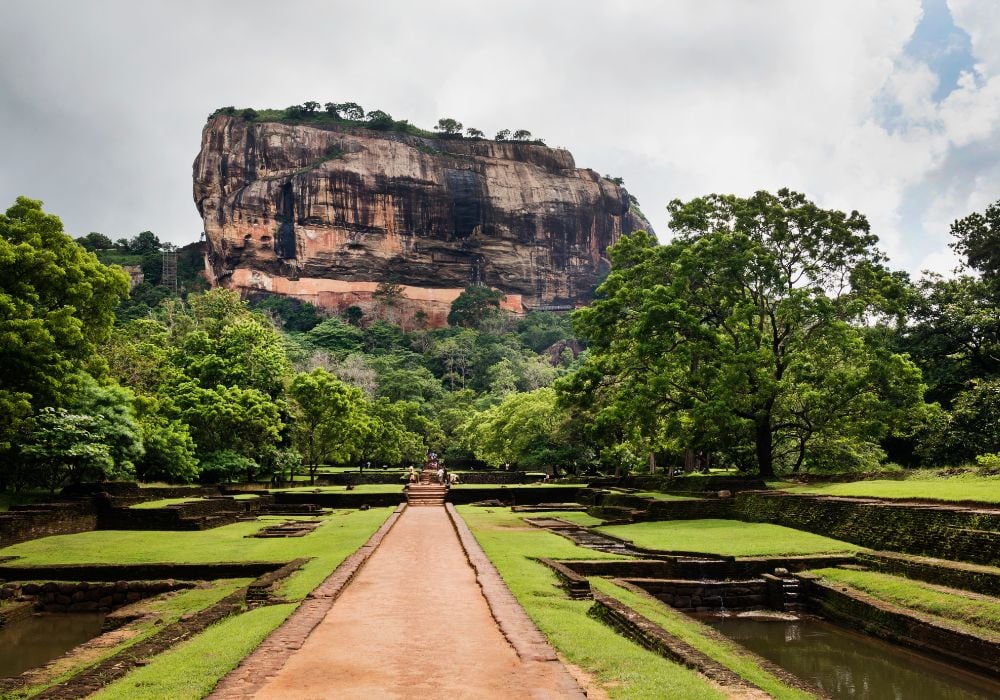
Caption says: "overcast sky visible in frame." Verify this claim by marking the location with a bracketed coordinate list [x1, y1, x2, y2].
[3, 0, 999, 276]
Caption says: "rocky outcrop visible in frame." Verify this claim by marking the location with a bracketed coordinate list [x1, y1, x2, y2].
[193, 115, 649, 326]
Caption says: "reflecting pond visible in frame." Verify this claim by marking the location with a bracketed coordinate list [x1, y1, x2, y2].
[706, 616, 1000, 700]
[0, 613, 105, 678]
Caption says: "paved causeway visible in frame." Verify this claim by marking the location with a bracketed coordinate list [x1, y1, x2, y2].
[249, 506, 582, 699]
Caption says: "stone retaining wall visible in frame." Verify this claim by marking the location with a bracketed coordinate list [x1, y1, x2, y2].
[0, 561, 288, 582]
[272, 486, 584, 509]
[589, 589, 801, 695]
[555, 554, 855, 582]
[799, 573, 1000, 676]
[2, 579, 195, 613]
[623, 577, 768, 611]
[0, 501, 98, 547]
[734, 492, 1000, 566]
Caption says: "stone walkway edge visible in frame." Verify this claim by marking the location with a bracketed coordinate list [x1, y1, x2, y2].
[445, 504, 587, 698]
[208, 503, 408, 699]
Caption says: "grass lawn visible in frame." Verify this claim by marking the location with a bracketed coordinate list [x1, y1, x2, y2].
[632, 491, 697, 501]
[811, 567, 1000, 637]
[598, 519, 859, 557]
[91, 603, 296, 700]
[130, 497, 206, 509]
[779, 476, 1000, 503]
[458, 507, 723, 699]
[0, 508, 393, 599]
[592, 578, 815, 700]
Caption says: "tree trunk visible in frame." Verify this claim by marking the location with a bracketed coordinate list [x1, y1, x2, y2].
[755, 416, 775, 478]
[684, 449, 696, 473]
[648, 452, 657, 475]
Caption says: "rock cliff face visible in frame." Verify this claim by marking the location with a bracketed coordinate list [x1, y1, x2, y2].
[193, 115, 649, 326]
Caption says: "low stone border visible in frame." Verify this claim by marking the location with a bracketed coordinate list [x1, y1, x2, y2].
[594, 580, 828, 697]
[538, 558, 592, 599]
[800, 572, 1000, 677]
[207, 503, 407, 699]
[445, 503, 586, 698]
[0, 561, 287, 581]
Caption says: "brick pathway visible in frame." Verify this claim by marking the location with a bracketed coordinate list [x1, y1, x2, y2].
[230, 506, 583, 699]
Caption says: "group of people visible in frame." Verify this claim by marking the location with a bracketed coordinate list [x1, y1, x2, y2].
[404, 451, 460, 487]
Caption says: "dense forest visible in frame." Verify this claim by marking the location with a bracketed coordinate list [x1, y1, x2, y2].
[1, 189, 998, 493]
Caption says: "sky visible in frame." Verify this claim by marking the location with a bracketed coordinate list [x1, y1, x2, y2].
[2, 0, 999, 277]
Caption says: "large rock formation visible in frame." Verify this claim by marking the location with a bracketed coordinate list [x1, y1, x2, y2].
[193, 114, 649, 326]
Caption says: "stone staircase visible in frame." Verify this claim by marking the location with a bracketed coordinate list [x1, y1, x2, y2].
[780, 575, 805, 612]
[405, 466, 448, 507]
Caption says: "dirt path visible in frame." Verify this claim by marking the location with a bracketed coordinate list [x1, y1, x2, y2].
[252, 507, 582, 699]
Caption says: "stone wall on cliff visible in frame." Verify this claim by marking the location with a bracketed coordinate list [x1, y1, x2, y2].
[193, 115, 649, 326]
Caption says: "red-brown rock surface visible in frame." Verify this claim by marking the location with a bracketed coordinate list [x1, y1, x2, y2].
[193, 115, 649, 326]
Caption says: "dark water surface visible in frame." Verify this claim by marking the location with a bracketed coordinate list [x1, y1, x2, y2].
[0, 613, 105, 678]
[706, 616, 1000, 700]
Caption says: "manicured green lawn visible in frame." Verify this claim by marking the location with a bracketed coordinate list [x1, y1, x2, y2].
[272, 484, 406, 493]
[91, 603, 296, 700]
[592, 578, 815, 700]
[130, 497, 206, 509]
[780, 476, 1000, 503]
[458, 507, 722, 699]
[811, 567, 1000, 637]
[633, 491, 697, 501]
[598, 519, 859, 557]
[0, 508, 392, 596]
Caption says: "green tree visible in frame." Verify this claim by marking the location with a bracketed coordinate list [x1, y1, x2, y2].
[471, 387, 585, 471]
[308, 317, 364, 353]
[495, 129, 511, 142]
[338, 102, 365, 121]
[175, 382, 283, 478]
[288, 369, 370, 482]
[136, 414, 199, 483]
[365, 398, 426, 466]
[950, 197, 1000, 281]
[512, 129, 532, 141]
[76, 232, 114, 251]
[365, 110, 394, 130]
[570, 190, 922, 477]
[448, 285, 506, 328]
[20, 408, 115, 493]
[435, 118, 463, 136]
[466, 128, 485, 139]
[345, 305, 364, 326]
[0, 197, 129, 461]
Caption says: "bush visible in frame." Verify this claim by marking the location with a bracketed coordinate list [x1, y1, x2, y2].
[975, 453, 1000, 473]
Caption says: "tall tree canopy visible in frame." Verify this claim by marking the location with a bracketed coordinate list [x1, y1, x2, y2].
[0, 197, 129, 455]
[568, 189, 924, 477]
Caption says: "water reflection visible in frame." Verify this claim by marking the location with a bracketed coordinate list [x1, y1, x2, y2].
[0, 613, 105, 678]
[706, 617, 1000, 700]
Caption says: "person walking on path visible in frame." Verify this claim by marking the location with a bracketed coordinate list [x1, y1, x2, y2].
[436, 466, 445, 485]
